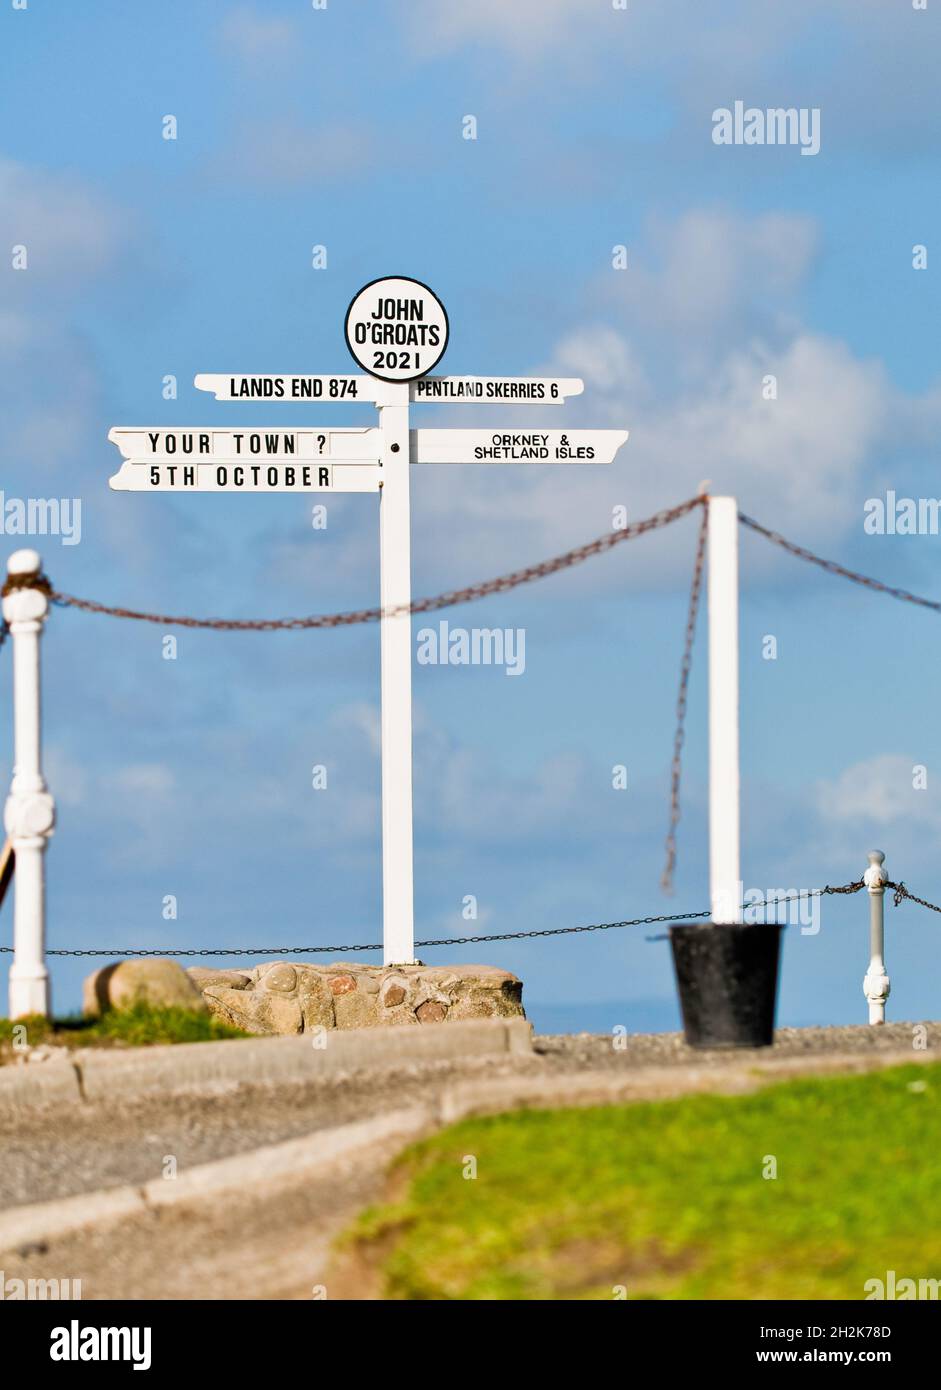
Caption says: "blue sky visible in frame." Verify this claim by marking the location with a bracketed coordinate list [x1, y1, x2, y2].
[1, 1, 940, 1030]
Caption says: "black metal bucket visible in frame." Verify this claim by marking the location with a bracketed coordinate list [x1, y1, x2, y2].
[668, 922, 783, 1049]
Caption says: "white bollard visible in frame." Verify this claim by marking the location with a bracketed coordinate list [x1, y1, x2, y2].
[862, 850, 890, 1025]
[2, 550, 55, 1019]
[707, 496, 742, 924]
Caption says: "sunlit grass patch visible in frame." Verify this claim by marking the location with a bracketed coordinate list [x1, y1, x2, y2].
[0, 1002, 246, 1059]
[342, 1062, 941, 1300]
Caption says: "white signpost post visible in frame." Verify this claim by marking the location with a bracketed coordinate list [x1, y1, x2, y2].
[107, 279, 630, 966]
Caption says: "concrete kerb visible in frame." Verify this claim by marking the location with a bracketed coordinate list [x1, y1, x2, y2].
[0, 1107, 436, 1255]
[437, 1045, 936, 1124]
[0, 1040, 931, 1262]
[0, 1016, 534, 1118]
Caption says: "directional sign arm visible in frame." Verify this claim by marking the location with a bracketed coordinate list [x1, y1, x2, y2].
[410, 428, 628, 464]
[193, 374, 382, 403]
[108, 427, 381, 462]
[107, 426, 383, 492]
[409, 376, 584, 404]
[109, 461, 382, 493]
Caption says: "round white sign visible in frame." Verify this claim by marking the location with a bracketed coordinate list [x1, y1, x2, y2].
[344, 276, 449, 382]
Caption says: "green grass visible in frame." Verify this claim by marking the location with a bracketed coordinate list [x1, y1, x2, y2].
[344, 1062, 941, 1300]
[0, 1002, 247, 1058]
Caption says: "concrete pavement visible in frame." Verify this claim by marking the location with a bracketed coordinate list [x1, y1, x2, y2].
[0, 1021, 936, 1299]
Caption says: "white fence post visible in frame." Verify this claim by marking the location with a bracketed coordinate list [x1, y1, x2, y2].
[2, 549, 55, 1019]
[708, 495, 742, 923]
[377, 384, 417, 966]
[863, 849, 890, 1025]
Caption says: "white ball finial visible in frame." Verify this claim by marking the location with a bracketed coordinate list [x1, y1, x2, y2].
[864, 850, 887, 889]
[7, 549, 42, 578]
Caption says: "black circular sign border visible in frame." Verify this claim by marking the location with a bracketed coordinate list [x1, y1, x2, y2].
[343, 275, 450, 383]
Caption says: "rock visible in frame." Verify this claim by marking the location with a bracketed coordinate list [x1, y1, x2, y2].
[185, 960, 524, 1035]
[416, 1000, 448, 1024]
[381, 978, 408, 1009]
[84, 959, 208, 1017]
[333, 990, 378, 1030]
[260, 963, 298, 993]
[187, 968, 252, 991]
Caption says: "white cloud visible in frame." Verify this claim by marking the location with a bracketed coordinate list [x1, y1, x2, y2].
[44, 745, 88, 809]
[607, 208, 818, 351]
[816, 755, 939, 829]
[107, 764, 177, 798]
[409, 0, 591, 57]
[0, 158, 124, 283]
[332, 701, 381, 755]
[0, 310, 102, 473]
[407, 0, 906, 71]
[404, 1, 938, 157]
[0, 160, 133, 481]
[212, 119, 375, 187]
[551, 325, 651, 399]
[406, 207, 897, 598]
[221, 7, 298, 64]
[414, 715, 592, 845]
[613, 330, 888, 522]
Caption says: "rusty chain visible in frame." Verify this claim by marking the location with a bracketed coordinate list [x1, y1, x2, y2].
[0, 882, 871, 957]
[661, 497, 709, 894]
[13, 503, 941, 634]
[49, 495, 705, 631]
[45, 494, 708, 890]
[886, 881, 941, 914]
[6, 498, 940, 939]
[738, 512, 941, 613]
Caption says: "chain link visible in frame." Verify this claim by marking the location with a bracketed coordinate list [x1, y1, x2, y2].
[738, 512, 941, 613]
[32, 505, 941, 628]
[886, 880, 941, 914]
[12, 879, 941, 960]
[12, 502, 941, 961]
[49, 496, 705, 631]
[661, 497, 708, 893]
[1, 882, 868, 957]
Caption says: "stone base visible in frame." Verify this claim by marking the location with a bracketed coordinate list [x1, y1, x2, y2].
[186, 961, 525, 1036]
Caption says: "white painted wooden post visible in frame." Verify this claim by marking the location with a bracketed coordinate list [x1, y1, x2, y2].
[708, 496, 742, 924]
[378, 384, 417, 964]
[863, 849, 890, 1024]
[3, 549, 55, 1019]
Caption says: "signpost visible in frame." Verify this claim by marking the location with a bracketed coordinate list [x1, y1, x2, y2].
[108, 278, 630, 965]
